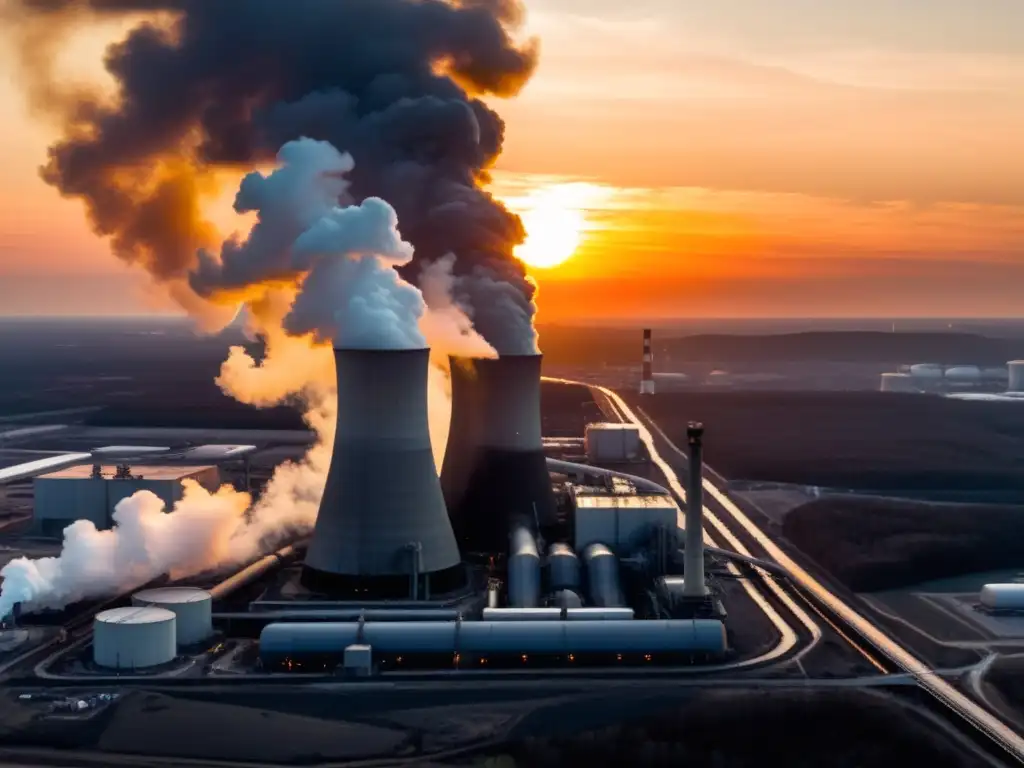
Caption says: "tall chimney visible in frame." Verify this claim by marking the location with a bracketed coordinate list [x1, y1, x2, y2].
[683, 421, 707, 597]
[640, 328, 656, 394]
[440, 354, 557, 553]
[302, 348, 464, 597]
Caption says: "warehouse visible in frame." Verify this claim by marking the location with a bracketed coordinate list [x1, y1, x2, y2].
[33, 464, 220, 536]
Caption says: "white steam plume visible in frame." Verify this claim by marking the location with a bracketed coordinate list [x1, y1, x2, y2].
[0, 138, 487, 618]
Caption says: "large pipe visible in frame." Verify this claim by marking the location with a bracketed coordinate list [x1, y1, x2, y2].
[583, 543, 625, 607]
[208, 545, 298, 602]
[545, 458, 670, 495]
[302, 348, 463, 597]
[259, 619, 728, 658]
[546, 543, 581, 591]
[508, 526, 541, 608]
[683, 422, 707, 598]
[441, 354, 558, 552]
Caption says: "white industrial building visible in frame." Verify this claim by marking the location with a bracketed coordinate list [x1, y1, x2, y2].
[132, 587, 213, 646]
[880, 372, 917, 393]
[33, 464, 219, 536]
[584, 423, 642, 463]
[571, 488, 678, 554]
[93, 606, 178, 670]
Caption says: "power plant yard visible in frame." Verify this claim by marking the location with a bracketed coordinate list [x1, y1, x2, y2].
[1, 321, 1024, 765]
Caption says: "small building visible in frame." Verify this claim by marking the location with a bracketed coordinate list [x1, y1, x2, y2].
[571, 488, 678, 554]
[33, 464, 220, 537]
[584, 423, 641, 463]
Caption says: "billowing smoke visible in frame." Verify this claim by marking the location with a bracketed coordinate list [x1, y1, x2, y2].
[6, 0, 541, 354]
[0, 137, 490, 617]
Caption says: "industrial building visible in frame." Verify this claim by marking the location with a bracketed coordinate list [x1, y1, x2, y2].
[32, 464, 220, 536]
[584, 423, 642, 463]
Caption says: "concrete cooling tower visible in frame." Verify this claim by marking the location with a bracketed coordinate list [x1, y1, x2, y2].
[301, 348, 464, 597]
[440, 354, 558, 553]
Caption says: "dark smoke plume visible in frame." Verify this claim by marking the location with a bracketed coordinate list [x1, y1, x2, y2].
[10, 0, 540, 352]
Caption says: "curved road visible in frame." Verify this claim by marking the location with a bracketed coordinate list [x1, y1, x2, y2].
[570, 379, 1024, 761]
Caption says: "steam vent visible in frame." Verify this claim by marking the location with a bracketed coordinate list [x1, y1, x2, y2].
[302, 348, 463, 597]
[441, 354, 558, 553]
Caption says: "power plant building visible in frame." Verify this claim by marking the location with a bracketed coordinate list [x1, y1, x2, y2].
[571, 489, 678, 554]
[32, 464, 220, 537]
[585, 423, 642, 463]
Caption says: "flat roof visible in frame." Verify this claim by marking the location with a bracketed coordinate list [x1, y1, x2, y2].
[38, 464, 217, 481]
[575, 493, 678, 509]
[91, 445, 172, 455]
[585, 423, 639, 431]
[0, 453, 93, 484]
[179, 444, 258, 460]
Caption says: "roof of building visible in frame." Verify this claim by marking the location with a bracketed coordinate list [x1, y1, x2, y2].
[0, 453, 93, 484]
[574, 492, 677, 509]
[179, 444, 257, 460]
[585, 422, 640, 431]
[37, 464, 217, 481]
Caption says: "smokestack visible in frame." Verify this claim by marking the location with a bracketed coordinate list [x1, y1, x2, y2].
[683, 422, 707, 598]
[441, 354, 557, 553]
[302, 348, 463, 597]
[640, 328, 656, 395]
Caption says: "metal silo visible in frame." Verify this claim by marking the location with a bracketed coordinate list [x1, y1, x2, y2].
[132, 587, 213, 646]
[93, 606, 177, 669]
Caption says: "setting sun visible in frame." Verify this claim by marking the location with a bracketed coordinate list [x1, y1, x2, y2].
[505, 183, 607, 269]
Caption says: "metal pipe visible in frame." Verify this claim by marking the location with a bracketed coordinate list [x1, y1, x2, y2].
[508, 525, 541, 608]
[207, 545, 298, 602]
[683, 422, 707, 598]
[259, 619, 728, 658]
[545, 458, 670, 495]
[215, 608, 461, 622]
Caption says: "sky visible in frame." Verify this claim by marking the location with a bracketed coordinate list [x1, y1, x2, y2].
[0, 0, 1022, 321]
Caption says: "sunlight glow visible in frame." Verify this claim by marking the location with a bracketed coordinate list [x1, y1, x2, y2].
[504, 182, 609, 269]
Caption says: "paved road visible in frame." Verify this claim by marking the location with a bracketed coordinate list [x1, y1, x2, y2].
[586, 383, 1024, 762]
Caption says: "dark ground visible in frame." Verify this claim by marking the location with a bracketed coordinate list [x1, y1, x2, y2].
[782, 496, 1024, 592]
[630, 390, 1024, 501]
[0, 686, 994, 767]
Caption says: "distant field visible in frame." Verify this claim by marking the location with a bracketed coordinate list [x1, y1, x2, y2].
[783, 496, 1024, 591]
[629, 390, 1024, 499]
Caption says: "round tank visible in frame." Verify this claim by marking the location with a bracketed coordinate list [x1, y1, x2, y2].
[945, 366, 981, 383]
[547, 543, 580, 591]
[980, 584, 1024, 610]
[909, 364, 944, 380]
[583, 543, 625, 607]
[132, 587, 213, 646]
[93, 606, 177, 670]
[880, 373, 917, 393]
[548, 589, 583, 609]
[508, 526, 540, 608]
[1009, 361, 1024, 393]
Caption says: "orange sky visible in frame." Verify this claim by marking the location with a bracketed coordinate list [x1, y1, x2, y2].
[0, 1, 1022, 320]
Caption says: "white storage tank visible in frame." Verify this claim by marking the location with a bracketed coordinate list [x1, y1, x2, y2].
[93, 606, 177, 670]
[880, 373, 917, 393]
[584, 423, 642, 463]
[980, 584, 1024, 611]
[1009, 361, 1024, 393]
[945, 366, 982, 385]
[909, 364, 944, 380]
[132, 587, 213, 646]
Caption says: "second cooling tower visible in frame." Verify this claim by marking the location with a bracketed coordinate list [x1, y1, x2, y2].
[441, 354, 558, 553]
[302, 348, 463, 597]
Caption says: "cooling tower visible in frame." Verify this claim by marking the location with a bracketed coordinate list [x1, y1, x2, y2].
[440, 354, 558, 553]
[301, 348, 463, 597]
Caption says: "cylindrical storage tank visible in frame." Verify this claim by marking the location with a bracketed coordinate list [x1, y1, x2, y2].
[482, 608, 563, 621]
[259, 619, 728, 660]
[547, 543, 580, 591]
[508, 526, 541, 608]
[1009, 362, 1024, 393]
[93, 606, 177, 670]
[945, 366, 982, 384]
[548, 589, 583, 609]
[583, 543, 625, 607]
[132, 587, 212, 646]
[980, 584, 1024, 610]
[909, 364, 944, 380]
[880, 373, 917, 393]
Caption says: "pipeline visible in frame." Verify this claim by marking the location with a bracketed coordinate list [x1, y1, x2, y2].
[208, 544, 299, 602]
[546, 458, 670, 495]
